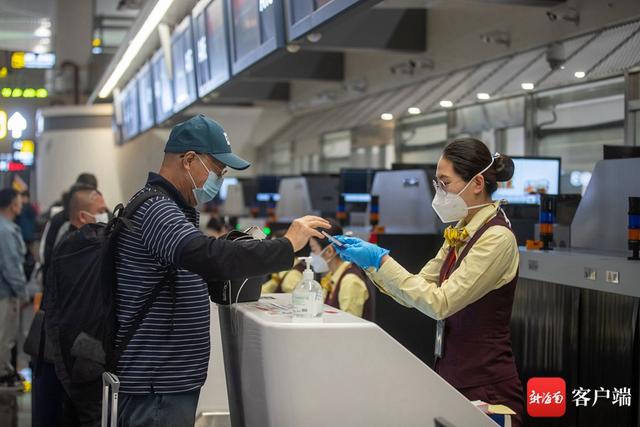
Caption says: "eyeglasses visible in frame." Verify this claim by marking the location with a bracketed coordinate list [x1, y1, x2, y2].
[433, 178, 466, 193]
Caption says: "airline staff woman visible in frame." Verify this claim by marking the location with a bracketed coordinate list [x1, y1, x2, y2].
[334, 138, 524, 426]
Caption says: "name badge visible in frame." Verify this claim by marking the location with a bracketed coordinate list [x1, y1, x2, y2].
[434, 319, 444, 359]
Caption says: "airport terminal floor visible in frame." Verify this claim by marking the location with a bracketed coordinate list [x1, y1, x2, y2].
[2, 0, 640, 426]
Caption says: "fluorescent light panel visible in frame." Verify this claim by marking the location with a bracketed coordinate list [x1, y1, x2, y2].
[98, 0, 174, 98]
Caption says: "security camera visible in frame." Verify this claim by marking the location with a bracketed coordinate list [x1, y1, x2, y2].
[479, 31, 510, 48]
[546, 43, 565, 71]
[546, 6, 579, 25]
[546, 11, 558, 21]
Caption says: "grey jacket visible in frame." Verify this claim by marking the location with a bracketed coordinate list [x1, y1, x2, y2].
[0, 214, 27, 299]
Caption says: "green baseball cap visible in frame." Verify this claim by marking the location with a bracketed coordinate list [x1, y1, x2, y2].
[164, 114, 251, 170]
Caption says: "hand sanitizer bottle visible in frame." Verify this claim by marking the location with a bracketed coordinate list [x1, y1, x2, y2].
[292, 257, 324, 319]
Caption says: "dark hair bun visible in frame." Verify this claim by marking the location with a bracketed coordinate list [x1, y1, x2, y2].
[494, 155, 514, 182]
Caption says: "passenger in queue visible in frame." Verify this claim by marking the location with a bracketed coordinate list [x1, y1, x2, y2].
[332, 138, 523, 426]
[35, 186, 109, 427]
[113, 114, 329, 426]
[310, 218, 374, 320]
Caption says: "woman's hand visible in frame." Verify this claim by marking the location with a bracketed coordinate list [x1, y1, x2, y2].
[332, 235, 390, 270]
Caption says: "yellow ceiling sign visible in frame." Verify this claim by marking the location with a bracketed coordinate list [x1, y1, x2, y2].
[0, 111, 7, 140]
[20, 140, 35, 153]
[11, 52, 25, 69]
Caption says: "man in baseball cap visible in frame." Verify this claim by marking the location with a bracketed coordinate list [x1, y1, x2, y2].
[112, 114, 329, 426]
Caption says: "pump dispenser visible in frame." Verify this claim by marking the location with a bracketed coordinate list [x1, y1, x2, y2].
[292, 257, 324, 319]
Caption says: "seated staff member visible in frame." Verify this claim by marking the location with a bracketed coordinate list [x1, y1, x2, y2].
[261, 230, 307, 294]
[310, 219, 373, 320]
[334, 138, 523, 426]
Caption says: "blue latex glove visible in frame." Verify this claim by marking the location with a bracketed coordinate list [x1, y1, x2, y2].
[331, 235, 390, 270]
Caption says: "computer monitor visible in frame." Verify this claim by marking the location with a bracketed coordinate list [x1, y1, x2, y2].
[603, 145, 640, 159]
[339, 169, 381, 203]
[493, 157, 561, 205]
[256, 175, 281, 202]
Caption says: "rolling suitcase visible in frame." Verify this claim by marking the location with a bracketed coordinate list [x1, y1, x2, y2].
[101, 372, 120, 427]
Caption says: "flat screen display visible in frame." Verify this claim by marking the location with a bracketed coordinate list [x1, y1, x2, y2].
[285, 0, 361, 41]
[151, 49, 174, 123]
[493, 157, 561, 204]
[228, 0, 284, 74]
[256, 175, 281, 202]
[172, 16, 197, 113]
[121, 81, 139, 141]
[194, 0, 231, 97]
[137, 62, 155, 132]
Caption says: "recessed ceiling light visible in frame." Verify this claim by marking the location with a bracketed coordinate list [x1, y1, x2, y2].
[521, 82, 535, 90]
[408, 107, 421, 115]
[477, 93, 491, 100]
[574, 71, 586, 79]
[439, 100, 453, 108]
[380, 113, 394, 121]
[286, 44, 301, 53]
[307, 32, 322, 43]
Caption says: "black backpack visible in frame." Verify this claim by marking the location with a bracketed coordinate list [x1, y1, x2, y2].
[44, 187, 175, 398]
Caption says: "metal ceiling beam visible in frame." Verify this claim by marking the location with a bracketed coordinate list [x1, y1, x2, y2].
[296, 8, 427, 53]
[241, 51, 344, 82]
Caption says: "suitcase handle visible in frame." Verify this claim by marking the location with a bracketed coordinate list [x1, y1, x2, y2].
[102, 372, 120, 427]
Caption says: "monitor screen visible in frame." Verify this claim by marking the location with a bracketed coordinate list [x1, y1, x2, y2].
[256, 175, 281, 202]
[603, 145, 640, 159]
[172, 16, 197, 113]
[285, 0, 361, 41]
[152, 49, 174, 123]
[229, 0, 284, 74]
[121, 81, 139, 141]
[493, 157, 561, 205]
[137, 62, 155, 133]
[340, 168, 379, 203]
[194, 0, 231, 97]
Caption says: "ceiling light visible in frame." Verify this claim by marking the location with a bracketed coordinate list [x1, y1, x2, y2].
[307, 32, 322, 43]
[574, 71, 586, 79]
[34, 26, 51, 38]
[521, 82, 535, 90]
[477, 93, 491, 100]
[286, 44, 301, 53]
[380, 113, 394, 121]
[439, 100, 453, 108]
[408, 107, 421, 115]
[98, 0, 175, 99]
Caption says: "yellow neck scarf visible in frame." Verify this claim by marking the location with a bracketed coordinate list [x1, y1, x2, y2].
[443, 226, 469, 249]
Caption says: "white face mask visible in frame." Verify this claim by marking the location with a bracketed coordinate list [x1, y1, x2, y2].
[431, 155, 496, 224]
[84, 211, 109, 224]
[310, 246, 333, 274]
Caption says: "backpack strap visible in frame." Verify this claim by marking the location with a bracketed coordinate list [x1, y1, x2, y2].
[109, 186, 178, 367]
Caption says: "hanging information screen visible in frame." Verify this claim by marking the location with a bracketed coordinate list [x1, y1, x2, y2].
[172, 16, 198, 113]
[121, 80, 140, 141]
[136, 62, 155, 132]
[227, 0, 285, 75]
[151, 48, 174, 124]
[193, 0, 231, 97]
[285, 0, 364, 42]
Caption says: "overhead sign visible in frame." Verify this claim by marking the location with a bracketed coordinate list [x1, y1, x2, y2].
[11, 51, 25, 69]
[0, 111, 6, 140]
[23, 52, 56, 69]
[1, 87, 48, 99]
[8, 112, 27, 139]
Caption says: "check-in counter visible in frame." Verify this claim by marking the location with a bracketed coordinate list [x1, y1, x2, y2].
[217, 294, 500, 427]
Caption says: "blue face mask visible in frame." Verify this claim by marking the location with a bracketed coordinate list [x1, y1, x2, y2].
[188, 155, 224, 205]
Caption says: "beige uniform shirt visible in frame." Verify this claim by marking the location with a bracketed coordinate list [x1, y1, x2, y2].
[261, 259, 303, 294]
[324, 261, 369, 318]
[367, 202, 519, 321]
